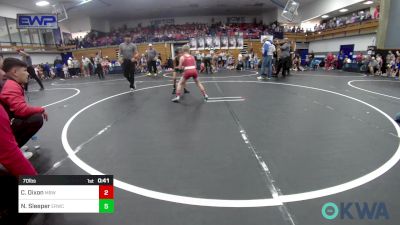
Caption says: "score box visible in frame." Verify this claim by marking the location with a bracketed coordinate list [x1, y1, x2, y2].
[18, 175, 114, 213]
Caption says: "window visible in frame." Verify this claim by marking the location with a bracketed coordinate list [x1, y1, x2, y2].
[40, 29, 55, 45]
[0, 17, 10, 43]
[7, 18, 21, 44]
[20, 29, 31, 44]
[30, 29, 41, 44]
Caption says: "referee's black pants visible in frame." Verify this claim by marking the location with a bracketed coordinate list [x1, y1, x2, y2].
[122, 59, 135, 89]
[148, 60, 157, 74]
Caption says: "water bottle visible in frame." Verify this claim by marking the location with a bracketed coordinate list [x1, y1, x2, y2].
[31, 135, 41, 150]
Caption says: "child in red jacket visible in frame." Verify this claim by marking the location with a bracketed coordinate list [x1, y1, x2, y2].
[0, 54, 4, 85]
[0, 58, 48, 148]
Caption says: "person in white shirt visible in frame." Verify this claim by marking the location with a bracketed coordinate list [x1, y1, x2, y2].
[83, 57, 92, 77]
[63, 64, 69, 78]
[237, 54, 244, 71]
[94, 51, 104, 79]
[258, 39, 276, 80]
[67, 57, 73, 77]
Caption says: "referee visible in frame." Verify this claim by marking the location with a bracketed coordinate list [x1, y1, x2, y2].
[119, 34, 139, 91]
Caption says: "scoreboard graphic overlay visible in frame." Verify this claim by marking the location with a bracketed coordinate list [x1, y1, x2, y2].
[18, 175, 114, 213]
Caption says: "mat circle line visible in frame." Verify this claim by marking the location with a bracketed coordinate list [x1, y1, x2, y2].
[61, 81, 400, 207]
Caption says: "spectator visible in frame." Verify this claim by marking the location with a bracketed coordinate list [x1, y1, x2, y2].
[140, 54, 147, 73]
[53, 57, 63, 78]
[309, 51, 315, 66]
[63, 64, 70, 78]
[325, 52, 334, 70]
[0, 54, 4, 85]
[204, 51, 212, 74]
[368, 57, 379, 76]
[374, 5, 380, 19]
[18, 49, 44, 91]
[258, 39, 275, 79]
[146, 44, 158, 76]
[67, 57, 74, 76]
[236, 53, 244, 71]
[376, 54, 383, 75]
[43, 62, 50, 79]
[85, 57, 93, 77]
[338, 50, 345, 69]
[94, 51, 104, 79]
[355, 52, 363, 64]
[0, 58, 48, 157]
[276, 39, 291, 77]
[292, 54, 301, 71]
[72, 58, 81, 77]
[0, 102, 37, 176]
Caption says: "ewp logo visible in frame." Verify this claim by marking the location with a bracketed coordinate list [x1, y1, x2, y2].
[17, 14, 58, 29]
[321, 202, 389, 220]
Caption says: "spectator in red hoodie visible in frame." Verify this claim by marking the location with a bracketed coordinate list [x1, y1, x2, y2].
[0, 58, 48, 149]
[0, 58, 37, 176]
[0, 54, 5, 87]
[374, 5, 380, 19]
[325, 52, 334, 70]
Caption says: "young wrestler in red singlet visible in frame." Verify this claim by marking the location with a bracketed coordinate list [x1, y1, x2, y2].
[172, 45, 208, 103]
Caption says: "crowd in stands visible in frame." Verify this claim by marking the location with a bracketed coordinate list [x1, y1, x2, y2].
[285, 7, 379, 33]
[304, 50, 399, 79]
[64, 21, 284, 48]
[64, 7, 380, 49]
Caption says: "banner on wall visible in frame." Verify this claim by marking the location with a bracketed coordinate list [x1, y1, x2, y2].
[189, 38, 197, 50]
[236, 36, 244, 49]
[197, 37, 205, 50]
[227, 17, 246, 24]
[212, 36, 221, 49]
[221, 36, 228, 49]
[205, 36, 213, 49]
[17, 14, 58, 29]
[228, 36, 237, 49]
[150, 18, 175, 26]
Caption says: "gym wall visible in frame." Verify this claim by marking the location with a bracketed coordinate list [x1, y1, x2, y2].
[72, 43, 172, 62]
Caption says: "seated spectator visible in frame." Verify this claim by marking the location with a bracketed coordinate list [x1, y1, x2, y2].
[355, 52, 363, 64]
[236, 53, 244, 71]
[0, 103, 37, 176]
[292, 54, 302, 71]
[325, 53, 334, 70]
[0, 58, 48, 150]
[332, 55, 338, 69]
[0, 58, 36, 176]
[342, 56, 350, 68]
[368, 57, 380, 76]
[365, 11, 372, 20]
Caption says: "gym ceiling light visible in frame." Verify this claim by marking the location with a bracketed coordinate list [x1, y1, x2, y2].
[35, 1, 50, 7]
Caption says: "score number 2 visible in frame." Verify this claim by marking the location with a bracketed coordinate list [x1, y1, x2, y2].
[99, 185, 114, 199]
